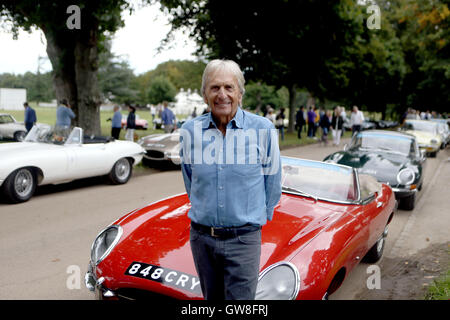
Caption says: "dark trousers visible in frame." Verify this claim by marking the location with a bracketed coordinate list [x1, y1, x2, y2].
[111, 127, 121, 140]
[307, 123, 314, 137]
[297, 124, 303, 139]
[190, 224, 261, 300]
[352, 125, 362, 137]
[25, 122, 33, 132]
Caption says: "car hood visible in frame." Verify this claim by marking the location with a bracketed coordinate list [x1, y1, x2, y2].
[404, 130, 441, 144]
[0, 142, 60, 157]
[326, 150, 407, 186]
[97, 193, 346, 297]
[139, 133, 180, 149]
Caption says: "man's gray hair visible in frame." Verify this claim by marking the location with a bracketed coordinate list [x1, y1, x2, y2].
[201, 59, 245, 97]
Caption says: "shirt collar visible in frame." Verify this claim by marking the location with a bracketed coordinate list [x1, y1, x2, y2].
[202, 107, 244, 129]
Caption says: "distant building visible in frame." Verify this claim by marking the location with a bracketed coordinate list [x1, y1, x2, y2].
[172, 88, 207, 116]
[0, 88, 27, 110]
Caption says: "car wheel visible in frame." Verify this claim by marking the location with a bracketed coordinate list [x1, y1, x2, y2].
[429, 151, 437, 158]
[363, 225, 388, 263]
[14, 131, 27, 142]
[108, 158, 132, 184]
[400, 192, 416, 211]
[2, 168, 36, 203]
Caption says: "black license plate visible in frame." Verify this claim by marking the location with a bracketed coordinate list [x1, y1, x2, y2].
[125, 262, 202, 295]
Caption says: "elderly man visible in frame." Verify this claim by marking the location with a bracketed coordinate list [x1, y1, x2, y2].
[179, 59, 282, 300]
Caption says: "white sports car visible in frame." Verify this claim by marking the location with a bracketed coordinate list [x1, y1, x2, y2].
[0, 124, 145, 203]
[0, 113, 28, 141]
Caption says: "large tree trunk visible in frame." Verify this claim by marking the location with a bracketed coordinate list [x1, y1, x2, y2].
[44, 28, 101, 136]
[287, 83, 298, 133]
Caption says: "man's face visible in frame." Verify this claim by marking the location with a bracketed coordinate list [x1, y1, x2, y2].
[203, 69, 242, 121]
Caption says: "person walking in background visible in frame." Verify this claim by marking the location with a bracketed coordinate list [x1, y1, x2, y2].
[350, 105, 364, 136]
[110, 105, 122, 139]
[125, 105, 136, 141]
[161, 101, 176, 133]
[295, 106, 306, 139]
[320, 110, 332, 145]
[23, 102, 36, 133]
[55, 99, 75, 134]
[275, 108, 285, 141]
[307, 106, 316, 138]
[331, 106, 344, 146]
[313, 107, 320, 138]
[265, 107, 276, 124]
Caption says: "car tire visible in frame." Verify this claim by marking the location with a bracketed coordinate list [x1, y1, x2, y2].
[14, 131, 27, 142]
[429, 151, 437, 158]
[108, 158, 132, 184]
[2, 168, 36, 203]
[363, 225, 388, 263]
[400, 192, 416, 211]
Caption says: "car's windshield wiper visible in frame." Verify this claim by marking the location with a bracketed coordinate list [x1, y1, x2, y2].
[282, 186, 318, 202]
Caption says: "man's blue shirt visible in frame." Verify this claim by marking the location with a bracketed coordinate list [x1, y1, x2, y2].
[162, 107, 175, 125]
[112, 110, 122, 128]
[24, 107, 36, 124]
[180, 108, 282, 227]
[56, 105, 75, 127]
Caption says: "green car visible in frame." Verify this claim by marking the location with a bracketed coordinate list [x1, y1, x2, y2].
[324, 130, 426, 210]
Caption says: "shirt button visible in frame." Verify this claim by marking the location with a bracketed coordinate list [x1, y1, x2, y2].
[219, 204, 224, 208]
[219, 186, 223, 190]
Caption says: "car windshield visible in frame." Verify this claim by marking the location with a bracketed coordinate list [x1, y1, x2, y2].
[0, 115, 14, 124]
[403, 121, 438, 135]
[24, 124, 81, 145]
[350, 132, 413, 155]
[281, 157, 357, 203]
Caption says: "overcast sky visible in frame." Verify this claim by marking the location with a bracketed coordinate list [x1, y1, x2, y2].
[0, 3, 198, 75]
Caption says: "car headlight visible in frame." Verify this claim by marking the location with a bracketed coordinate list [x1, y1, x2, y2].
[90, 225, 123, 265]
[430, 139, 438, 144]
[397, 168, 415, 185]
[255, 261, 300, 300]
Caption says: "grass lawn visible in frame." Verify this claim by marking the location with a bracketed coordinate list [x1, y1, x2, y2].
[425, 269, 450, 300]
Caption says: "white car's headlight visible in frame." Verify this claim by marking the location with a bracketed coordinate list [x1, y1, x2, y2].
[397, 168, 415, 185]
[255, 262, 300, 300]
[430, 139, 438, 144]
[90, 225, 123, 265]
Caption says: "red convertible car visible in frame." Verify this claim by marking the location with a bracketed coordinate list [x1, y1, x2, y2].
[85, 157, 396, 300]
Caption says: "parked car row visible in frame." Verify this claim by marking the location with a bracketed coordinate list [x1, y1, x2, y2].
[83, 117, 449, 300]
[1, 111, 445, 300]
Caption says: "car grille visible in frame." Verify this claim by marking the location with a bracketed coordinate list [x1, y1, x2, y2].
[116, 288, 177, 300]
[146, 150, 165, 159]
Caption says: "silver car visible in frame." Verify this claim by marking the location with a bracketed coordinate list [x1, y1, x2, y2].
[0, 113, 27, 141]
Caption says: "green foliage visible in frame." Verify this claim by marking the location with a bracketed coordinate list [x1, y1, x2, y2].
[0, 72, 55, 103]
[97, 40, 138, 104]
[147, 75, 177, 104]
[243, 82, 288, 111]
[389, 0, 449, 114]
[425, 269, 450, 300]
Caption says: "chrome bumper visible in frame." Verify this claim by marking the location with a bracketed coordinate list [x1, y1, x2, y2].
[85, 263, 116, 299]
